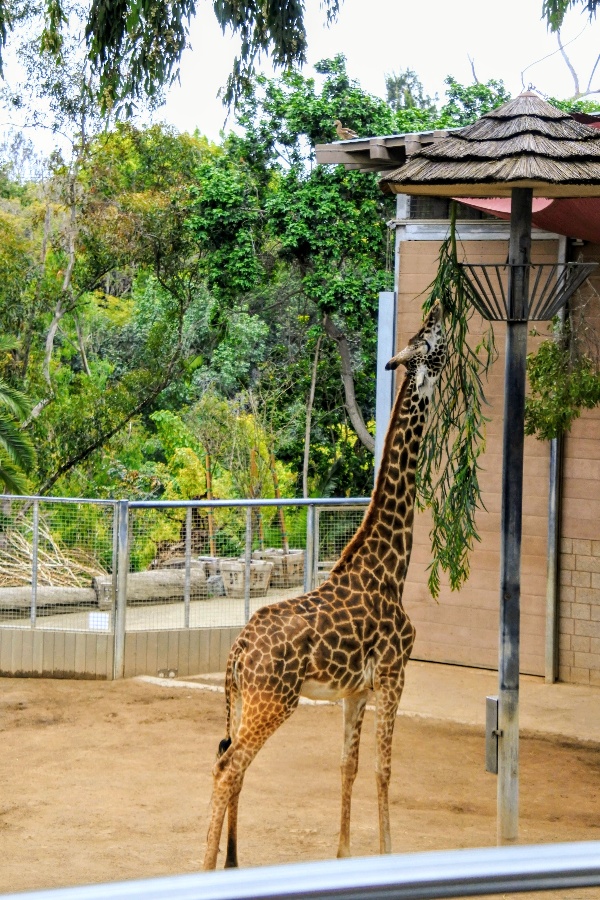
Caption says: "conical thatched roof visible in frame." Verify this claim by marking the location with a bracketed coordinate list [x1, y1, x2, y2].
[379, 92, 600, 198]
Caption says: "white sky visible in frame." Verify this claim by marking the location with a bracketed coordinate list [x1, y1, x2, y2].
[159, 0, 600, 141]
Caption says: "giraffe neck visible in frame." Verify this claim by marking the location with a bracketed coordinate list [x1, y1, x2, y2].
[333, 370, 430, 586]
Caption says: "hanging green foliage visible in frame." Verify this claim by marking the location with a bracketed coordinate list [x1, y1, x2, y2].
[525, 315, 600, 440]
[417, 205, 497, 598]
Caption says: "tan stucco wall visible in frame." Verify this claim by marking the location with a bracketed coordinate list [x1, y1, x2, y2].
[396, 237, 559, 677]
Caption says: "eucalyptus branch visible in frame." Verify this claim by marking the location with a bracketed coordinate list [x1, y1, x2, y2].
[557, 29, 580, 96]
[587, 53, 600, 94]
[417, 207, 497, 597]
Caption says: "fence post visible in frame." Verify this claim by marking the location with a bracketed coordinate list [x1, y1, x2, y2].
[184, 506, 192, 629]
[304, 503, 316, 593]
[30, 499, 39, 629]
[244, 507, 252, 622]
[112, 499, 129, 680]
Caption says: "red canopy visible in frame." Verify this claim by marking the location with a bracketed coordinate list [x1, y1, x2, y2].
[458, 195, 600, 244]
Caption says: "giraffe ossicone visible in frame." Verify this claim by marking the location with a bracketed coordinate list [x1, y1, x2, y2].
[203, 301, 447, 870]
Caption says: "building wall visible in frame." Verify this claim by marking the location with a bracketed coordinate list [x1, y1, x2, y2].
[556, 242, 600, 685]
[395, 233, 559, 677]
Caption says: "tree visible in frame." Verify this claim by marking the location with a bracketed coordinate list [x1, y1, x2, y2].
[0, 0, 343, 112]
[385, 68, 437, 115]
[0, 336, 35, 493]
[543, 0, 598, 30]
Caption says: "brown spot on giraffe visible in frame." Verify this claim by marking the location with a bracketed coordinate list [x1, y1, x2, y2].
[203, 301, 447, 870]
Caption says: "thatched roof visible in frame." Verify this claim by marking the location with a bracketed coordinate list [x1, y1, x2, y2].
[379, 92, 600, 198]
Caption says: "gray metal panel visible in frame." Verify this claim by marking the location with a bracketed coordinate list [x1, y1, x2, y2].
[485, 695, 499, 775]
[31, 630, 44, 674]
[188, 629, 201, 674]
[208, 629, 221, 672]
[198, 629, 210, 673]
[3, 840, 600, 900]
[375, 292, 397, 476]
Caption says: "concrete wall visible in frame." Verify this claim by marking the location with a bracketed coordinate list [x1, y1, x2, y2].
[556, 242, 600, 685]
[122, 627, 241, 679]
[0, 626, 241, 680]
[0, 629, 113, 679]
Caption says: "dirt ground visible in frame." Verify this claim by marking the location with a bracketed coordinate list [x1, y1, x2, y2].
[0, 677, 598, 896]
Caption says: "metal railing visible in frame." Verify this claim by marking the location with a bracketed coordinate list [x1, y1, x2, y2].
[0, 494, 370, 676]
[1, 841, 599, 900]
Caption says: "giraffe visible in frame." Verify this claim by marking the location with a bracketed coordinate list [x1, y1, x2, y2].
[203, 300, 447, 870]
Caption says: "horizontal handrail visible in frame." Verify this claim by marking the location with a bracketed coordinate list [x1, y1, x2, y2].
[2, 842, 599, 900]
[0, 494, 117, 506]
[0, 495, 370, 509]
[128, 497, 370, 509]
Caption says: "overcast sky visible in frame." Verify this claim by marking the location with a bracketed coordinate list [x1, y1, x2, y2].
[159, 0, 600, 141]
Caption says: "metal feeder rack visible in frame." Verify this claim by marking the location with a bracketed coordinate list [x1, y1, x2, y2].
[460, 261, 598, 322]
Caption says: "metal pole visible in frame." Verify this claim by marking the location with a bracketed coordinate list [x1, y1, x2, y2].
[111, 503, 119, 619]
[545, 435, 563, 683]
[112, 499, 129, 680]
[30, 499, 39, 629]
[244, 507, 252, 623]
[497, 187, 532, 845]
[304, 503, 315, 593]
[545, 241, 568, 684]
[375, 291, 397, 476]
[184, 507, 192, 629]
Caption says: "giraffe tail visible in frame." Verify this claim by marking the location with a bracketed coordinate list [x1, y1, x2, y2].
[216, 640, 244, 757]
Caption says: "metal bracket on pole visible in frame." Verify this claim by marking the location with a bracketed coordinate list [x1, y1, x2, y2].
[485, 695, 500, 774]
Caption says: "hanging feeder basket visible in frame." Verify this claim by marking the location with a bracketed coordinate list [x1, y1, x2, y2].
[460, 261, 598, 322]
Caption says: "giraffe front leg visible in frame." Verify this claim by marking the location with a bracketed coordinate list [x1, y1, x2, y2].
[337, 691, 368, 858]
[374, 679, 403, 855]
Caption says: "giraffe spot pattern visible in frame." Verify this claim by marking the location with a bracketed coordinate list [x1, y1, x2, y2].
[203, 300, 447, 870]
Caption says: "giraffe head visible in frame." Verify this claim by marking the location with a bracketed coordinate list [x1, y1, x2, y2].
[385, 301, 446, 397]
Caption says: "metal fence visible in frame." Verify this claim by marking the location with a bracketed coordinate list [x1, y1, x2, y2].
[0, 495, 117, 632]
[2, 841, 600, 900]
[0, 495, 369, 673]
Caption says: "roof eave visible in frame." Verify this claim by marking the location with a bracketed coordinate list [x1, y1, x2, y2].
[315, 129, 454, 171]
[380, 180, 600, 198]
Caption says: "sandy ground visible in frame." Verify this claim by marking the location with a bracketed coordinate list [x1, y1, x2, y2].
[0, 676, 598, 896]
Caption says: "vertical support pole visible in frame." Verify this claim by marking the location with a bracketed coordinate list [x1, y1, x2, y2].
[545, 237, 567, 684]
[497, 187, 532, 845]
[244, 507, 252, 623]
[545, 436, 563, 683]
[375, 291, 397, 476]
[313, 507, 321, 589]
[184, 506, 192, 629]
[304, 503, 315, 593]
[205, 452, 217, 557]
[30, 499, 39, 629]
[113, 499, 129, 680]
[111, 502, 119, 620]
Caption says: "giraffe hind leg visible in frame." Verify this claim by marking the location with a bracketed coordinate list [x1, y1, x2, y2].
[337, 691, 368, 858]
[224, 779, 243, 868]
[203, 702, 297, 870]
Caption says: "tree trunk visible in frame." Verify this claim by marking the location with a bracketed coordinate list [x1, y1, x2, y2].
[303, 335, 322, 498]
[322, 314, 375, 454]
